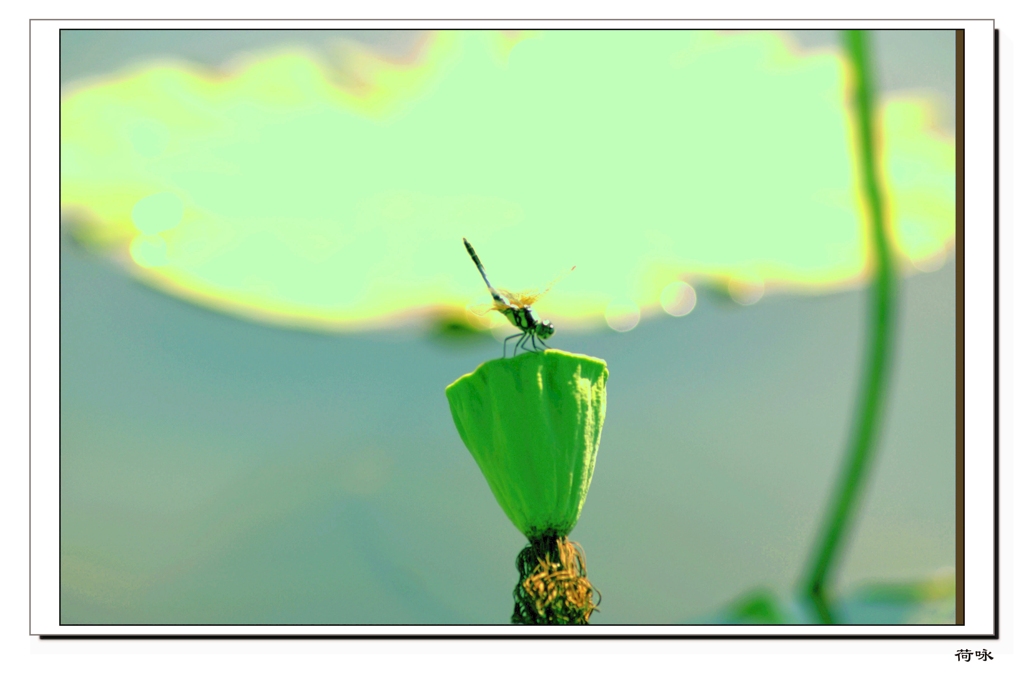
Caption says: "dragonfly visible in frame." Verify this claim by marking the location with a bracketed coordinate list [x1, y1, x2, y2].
[463, 238, 574, 358]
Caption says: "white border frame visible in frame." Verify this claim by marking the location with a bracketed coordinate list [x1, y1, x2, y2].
[30, 18, 997, 637]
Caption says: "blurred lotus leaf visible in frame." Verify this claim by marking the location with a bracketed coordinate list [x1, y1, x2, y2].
[60, 30, 955, 331]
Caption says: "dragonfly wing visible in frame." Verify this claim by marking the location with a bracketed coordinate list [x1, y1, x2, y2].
[525, 266, 576, 305]
[468, 299, 505, 316]
[503, 288, 538, 309]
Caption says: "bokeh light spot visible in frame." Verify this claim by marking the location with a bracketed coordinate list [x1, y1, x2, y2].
[605, 299, 641, 332]
[728, 277, 765, 306]
[660, 281, 697, 317]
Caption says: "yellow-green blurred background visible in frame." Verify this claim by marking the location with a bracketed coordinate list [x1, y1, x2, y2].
[60, 29, 956, 624]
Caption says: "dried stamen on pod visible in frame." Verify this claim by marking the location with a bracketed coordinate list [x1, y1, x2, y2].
[512, 532, 601, 625]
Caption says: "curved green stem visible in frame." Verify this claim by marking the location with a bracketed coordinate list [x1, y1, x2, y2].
[801, 30, 900, 624]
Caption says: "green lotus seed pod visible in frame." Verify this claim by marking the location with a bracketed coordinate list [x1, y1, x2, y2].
[446, 349, 608, 539]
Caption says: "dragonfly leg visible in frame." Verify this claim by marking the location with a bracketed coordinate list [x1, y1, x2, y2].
[513, 333, 528, 357]
[536, 336, 549, 351]
[503, 333, 520, 359]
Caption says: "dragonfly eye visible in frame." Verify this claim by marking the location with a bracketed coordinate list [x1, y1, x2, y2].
[537, 321, 555, 339]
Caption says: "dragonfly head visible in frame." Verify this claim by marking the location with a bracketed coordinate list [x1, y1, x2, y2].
[536, 320, 555, 340]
